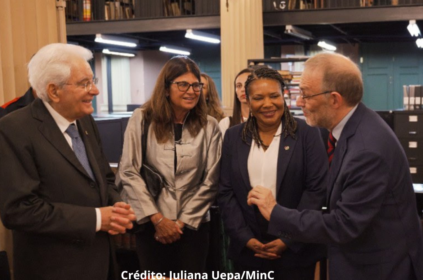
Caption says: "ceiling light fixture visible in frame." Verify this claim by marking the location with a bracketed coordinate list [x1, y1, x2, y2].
[102, 49, 136, 57]
[416, 38, 423, 48]
[185, 29, 221, 44]
[408, 20, 421, 37]
[159, 46, 191, 56]
[95, 34, 138, 48]
[318, 40, 337, 51]
[285, 25, 314, 40]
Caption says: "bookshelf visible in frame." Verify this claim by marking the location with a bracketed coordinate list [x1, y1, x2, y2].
[66, 0, 83, 22]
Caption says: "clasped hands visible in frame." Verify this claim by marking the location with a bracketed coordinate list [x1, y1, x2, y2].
[246, 238, 287, 260]
[151, 213, 184, 245]
[100, 202, 136, 235]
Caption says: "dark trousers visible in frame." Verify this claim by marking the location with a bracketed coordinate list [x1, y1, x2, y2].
[135, 222, 210, 275]
[234, 262, 315, 280]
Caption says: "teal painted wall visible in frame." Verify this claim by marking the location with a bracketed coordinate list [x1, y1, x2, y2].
[361, 42, 423, 110]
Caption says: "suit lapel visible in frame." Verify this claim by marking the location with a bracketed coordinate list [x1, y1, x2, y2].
[33, 100, 97, 184]
[78, 119, 107, 205]
[237, 128, 252, 192]
[276, 133, 296, 196]
[326, 103, 366, 205]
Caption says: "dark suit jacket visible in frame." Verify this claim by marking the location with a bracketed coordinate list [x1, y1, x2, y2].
[0, 99, 121, 280]
[218, 117, 327, 269]
[0, 87, 35, 116]
[269, 103, 423, 280]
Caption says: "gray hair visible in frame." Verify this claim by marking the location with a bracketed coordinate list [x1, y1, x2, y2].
[28, 43, 93, 101]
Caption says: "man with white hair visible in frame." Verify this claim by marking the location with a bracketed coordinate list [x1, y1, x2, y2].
[0, 43, 135, 280]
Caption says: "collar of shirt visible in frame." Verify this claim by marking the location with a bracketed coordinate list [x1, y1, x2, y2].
[42, 100, 77, 134]
[331, 104, 358, 144]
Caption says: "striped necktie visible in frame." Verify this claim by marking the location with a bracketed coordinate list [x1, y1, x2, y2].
[327, 132, 336, 166]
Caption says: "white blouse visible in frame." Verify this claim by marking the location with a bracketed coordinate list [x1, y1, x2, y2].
[248, 123, 282, 198]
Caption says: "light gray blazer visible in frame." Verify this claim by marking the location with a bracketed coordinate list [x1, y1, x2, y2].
[118, 108, 222, 229]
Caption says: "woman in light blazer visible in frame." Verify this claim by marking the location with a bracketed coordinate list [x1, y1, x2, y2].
[118, 56, 222, 274]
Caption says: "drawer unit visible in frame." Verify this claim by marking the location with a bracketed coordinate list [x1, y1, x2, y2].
[398, 138, 423, 165]
[394, 111, 423, 183]
[394, 111, 423, 138]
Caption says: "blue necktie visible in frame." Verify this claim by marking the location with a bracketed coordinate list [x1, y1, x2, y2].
[66, 124, 95, 180]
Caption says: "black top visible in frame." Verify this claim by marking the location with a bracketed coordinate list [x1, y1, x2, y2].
[174, 123, 183, 172]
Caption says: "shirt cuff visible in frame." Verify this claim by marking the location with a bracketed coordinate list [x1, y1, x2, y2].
[95, 208, 101, 232]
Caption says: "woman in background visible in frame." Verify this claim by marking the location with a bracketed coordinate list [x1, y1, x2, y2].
[218, 68, 253, 136]
[118, 56, 222, 274]
[218, 67, 327, 280]
[201, 73, 225, 122]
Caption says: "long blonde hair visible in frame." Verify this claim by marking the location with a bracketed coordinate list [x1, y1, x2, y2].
[201, 73, 225, 122]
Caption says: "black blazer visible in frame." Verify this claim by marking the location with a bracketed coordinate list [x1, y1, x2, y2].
[0, 99, 121, 280]
[218, 117, 328, 268]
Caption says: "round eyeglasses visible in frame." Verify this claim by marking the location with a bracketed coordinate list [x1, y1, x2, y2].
[171, 81, 204, 92]
[65, 77, 99, 92]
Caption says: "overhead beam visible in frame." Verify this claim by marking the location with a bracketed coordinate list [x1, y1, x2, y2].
[263, 6, 423, 26]
[67, 16, 220, 36]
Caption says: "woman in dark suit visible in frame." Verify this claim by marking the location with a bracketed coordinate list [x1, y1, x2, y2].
[218, 67, 327, 280]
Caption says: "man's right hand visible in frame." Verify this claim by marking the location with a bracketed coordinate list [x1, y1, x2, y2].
[100, 202, 136, 235]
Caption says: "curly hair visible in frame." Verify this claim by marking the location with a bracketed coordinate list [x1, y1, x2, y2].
[201, 73, 225, 122]
[142, 56, 208, 143]
[242, 67, 297, 147]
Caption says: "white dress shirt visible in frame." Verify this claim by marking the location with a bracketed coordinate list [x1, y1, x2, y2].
[248, 123, 282, 198]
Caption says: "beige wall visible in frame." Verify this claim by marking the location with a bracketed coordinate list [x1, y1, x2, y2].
[0, 0, 59, 104]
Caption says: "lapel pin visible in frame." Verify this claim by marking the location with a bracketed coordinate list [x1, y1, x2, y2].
[85, 131, 88, 135]
[284, 146, 289, 150]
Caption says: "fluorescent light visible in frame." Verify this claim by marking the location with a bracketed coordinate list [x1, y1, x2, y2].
[408, 20, 421, 37]
[285, 25, 313, 40]
[95, 34, 138, 48]
[185, 29, 220, 44]
[318, 40, 337, 51]
[102, 49, 135, 57]
[416, 38, 423, 48]
[159, 46, 191, 56]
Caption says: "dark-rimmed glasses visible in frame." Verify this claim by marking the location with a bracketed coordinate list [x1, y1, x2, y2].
[65, 77, 98, 92]
[299, 90, 332, 100]
[171, 81, 203, 92]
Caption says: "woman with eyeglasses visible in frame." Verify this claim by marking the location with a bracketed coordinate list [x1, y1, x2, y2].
[118, 56, 222, 274]
[218, 67, 327, 280]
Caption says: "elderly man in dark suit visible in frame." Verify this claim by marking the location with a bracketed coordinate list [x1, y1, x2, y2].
[248, 53, 423, 280]
[0, 43, 135, 280]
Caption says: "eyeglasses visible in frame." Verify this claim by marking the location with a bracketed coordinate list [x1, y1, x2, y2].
[65, 77, 99, 92]
[170, 81, 203, 92]
[299, 90, 332, 100]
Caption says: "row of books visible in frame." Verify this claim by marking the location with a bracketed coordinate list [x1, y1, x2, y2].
[163, 0, 194, 17]
[270, 0, 401, 11]
[403, 85, 423, 111]
[105, 1, 135, 20]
